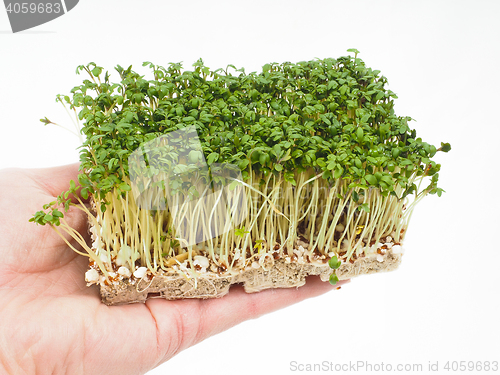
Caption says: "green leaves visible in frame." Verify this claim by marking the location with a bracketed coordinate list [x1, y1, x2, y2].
[207, 152, 219, 164]
[235, 227, 249, 237]
[91, 67, 102, 77]
[35, 52, 450, 223]
[334, 165, 344, 179]
[29, 208, 64, 226]
[53, 209, 64, 218]
[392, 147, 401, 159]
[327, 254, 344, 286]
[119, 182, 131, 192]
[356, 127, 364, 141]
[328, 255, 341, 270]
[439, 142, 452, 153]
[29, 210, 46, 225]
[365, 174, 378, 186]
[358, 203, 370, 213]
[329, 274, 339, 285]
[80, 187, 89, 200]
[40, 117, 52, 125]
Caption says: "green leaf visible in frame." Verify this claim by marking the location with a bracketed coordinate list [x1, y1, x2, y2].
[188, 150, 202, 163]
[284, 172, 296, 186]
[439, 142, 451, 153]
[207, 152, 219, 165]
[40, 117, 51, 125]
[327, 80, 338, 90]
[119, 182, 131, 191]
[392, 148, 401, 158]
[238, 159, 249, 170]
[108, 158, 117, 170]
[365, 174, 378, 186]
[280, 149, 291, 162]
[352, 190, 359, 202]
[316, 158, 326, 168]
[329, 273, 339, 285]
[328, 255, 341, 270]
[52, 209, 64, 218]
[91, 67, 102, 77]
[81, 187, 89, 200]
[356, 127, 364, 141]
[334, 166, 343, 179]
[358, 203, 370, 213]
[360, 113, 370, 123]
[235, 227, 249, 237]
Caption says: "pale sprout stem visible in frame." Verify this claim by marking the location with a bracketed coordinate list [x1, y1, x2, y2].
[57, 98, 84, 143]
[53, 223, 108, 276]
[76, 168, 423, 277]
[47, 121, 82, 139]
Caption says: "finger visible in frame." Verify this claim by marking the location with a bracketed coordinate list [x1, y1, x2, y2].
[189, 277, 350, 339]
[146, 277, 350, 363]
[0, 165, 90, 273]
[26, 163, 87, 203]
[25, 163, 90, 235]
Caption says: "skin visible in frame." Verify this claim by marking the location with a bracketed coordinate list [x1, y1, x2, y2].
[0, 164, 348, 375]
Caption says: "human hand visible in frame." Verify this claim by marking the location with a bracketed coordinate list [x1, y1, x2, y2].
[0, 164, 348, 375]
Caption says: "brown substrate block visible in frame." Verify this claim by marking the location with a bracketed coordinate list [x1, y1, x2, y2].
[97, 250, 402, 306]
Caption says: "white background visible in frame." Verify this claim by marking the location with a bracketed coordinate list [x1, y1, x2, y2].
[1, 1, 499, 374]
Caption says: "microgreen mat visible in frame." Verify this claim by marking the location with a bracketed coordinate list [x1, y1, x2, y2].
[31, 49, 450, 279]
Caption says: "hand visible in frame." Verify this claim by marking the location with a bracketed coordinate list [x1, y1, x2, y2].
[0, 164, 348, 375]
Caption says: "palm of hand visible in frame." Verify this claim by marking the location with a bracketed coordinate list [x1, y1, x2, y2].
[0, 164, 344, 375]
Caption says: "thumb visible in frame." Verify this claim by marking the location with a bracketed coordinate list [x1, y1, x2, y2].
[27, 163, 85, 202]
[0, 163, 90, 273]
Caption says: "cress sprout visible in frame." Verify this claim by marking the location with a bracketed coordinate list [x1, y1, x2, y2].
[31, 50, 450, 284]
